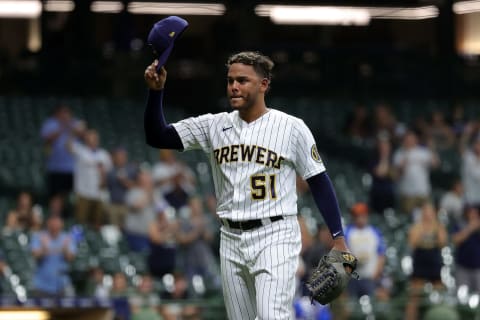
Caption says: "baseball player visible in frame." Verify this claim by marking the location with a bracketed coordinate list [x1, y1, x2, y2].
[144, 51, 352, 319]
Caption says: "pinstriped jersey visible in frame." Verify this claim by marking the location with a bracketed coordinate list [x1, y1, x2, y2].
[172, 108, 325, 221]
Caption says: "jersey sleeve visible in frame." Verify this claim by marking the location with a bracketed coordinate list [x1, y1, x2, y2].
[292, 119, 326, 179]
[171, 113, 215, 152]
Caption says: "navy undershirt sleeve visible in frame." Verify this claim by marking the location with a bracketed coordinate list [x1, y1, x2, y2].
[306, 172, 344, 239]
[144, 89, 184, 150]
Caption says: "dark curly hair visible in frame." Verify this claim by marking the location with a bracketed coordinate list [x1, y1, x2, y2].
[226, 51, 274, 81]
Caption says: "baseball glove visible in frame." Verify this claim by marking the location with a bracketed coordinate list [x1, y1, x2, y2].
[305, 249, 359, 305]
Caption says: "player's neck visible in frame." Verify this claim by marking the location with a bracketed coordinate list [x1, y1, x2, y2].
[239, 103, 268, 123]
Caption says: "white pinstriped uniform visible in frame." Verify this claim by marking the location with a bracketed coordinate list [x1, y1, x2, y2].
[172, 108, 325, 319]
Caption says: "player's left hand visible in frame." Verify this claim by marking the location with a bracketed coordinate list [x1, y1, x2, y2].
[305, 249, 358, 305]
[332, 237, 353, 273]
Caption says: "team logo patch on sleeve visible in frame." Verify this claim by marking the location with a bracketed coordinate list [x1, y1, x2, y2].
[311, 144, 322, 163]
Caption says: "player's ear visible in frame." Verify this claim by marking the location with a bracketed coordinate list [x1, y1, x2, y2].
[260, 78, 269, 93]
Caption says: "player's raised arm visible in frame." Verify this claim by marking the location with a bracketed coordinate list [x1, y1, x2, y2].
[143, 60, 183, 150]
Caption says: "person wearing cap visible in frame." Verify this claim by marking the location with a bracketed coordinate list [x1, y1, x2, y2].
[344, 203, 386, 298]
[143, 16, 352, 319]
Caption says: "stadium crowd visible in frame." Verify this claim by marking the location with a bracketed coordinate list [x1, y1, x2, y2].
[1, 102, 480, 320]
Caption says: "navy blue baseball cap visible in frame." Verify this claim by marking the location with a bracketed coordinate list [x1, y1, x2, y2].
[147, 16, 188, 71]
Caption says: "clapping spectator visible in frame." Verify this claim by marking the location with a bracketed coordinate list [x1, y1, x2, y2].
[393, 130, 440, 214]
[69, 129, 112, 227]
[369, 133, 396, 214]
[106, 147, 137, 227]
[451, 206, 480, 293]
[31, 214, 76, 297]
[406, 203, 447, 320]
[41, 104, 85, 198]
[124, 170, 157, 252]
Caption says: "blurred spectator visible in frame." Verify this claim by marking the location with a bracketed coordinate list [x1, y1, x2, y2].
[86, 267, 109, 298]
[161, 272, 200, 320]
[152, 149, 196, 196]
[125, 170, 157, 252]
[460, 124, 480, 207]
[110, 272, 133, 320]
[111, 272, 132, 297]
[296, 175, 310, 203]
[344, 203, 386, 298]
[31, 214, 76, 297]
[451, 206, 480, 293]
[406, 202, 447, 320]
[129, 274, 162, 320]
[298, 215, 314, 256]
[393, 130, 439, 214]
[47, 194, 66, 220]
[4, 191, 42, 233]
[69, 129, 112, 227]
[148, 203, 178, 278]
[41, 104, 85, 198]
[343, 105, 372, 144]
[411, 115, 430, 146]
[428, 110, 455, 150]
[106, 147, 137, 227]
[372, 104, 405, 142]
[164, 173, 191, 211]
[449, 103, 467, 137]
[0, 248, 6, 296]
[439, 179, 464, 224]
[302, 223, 333, 278]
[175, 197, 219, 283]
[368, 133, 396, 214]
[203, 194, 221, 256]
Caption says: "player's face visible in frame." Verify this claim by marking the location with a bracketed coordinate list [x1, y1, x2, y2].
[227, 63, 268, 110]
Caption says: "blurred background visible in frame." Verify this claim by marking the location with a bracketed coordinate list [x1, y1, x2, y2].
[1, 0, 480, 319]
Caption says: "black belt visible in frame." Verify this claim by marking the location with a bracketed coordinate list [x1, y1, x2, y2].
[221, 216, 283, 231]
